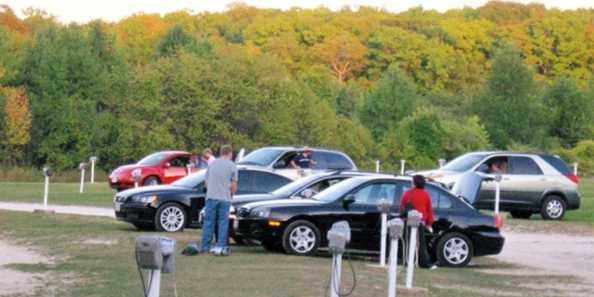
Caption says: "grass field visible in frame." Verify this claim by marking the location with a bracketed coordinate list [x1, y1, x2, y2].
[0, 211, 582, 297]
[0, 182, 116, 207]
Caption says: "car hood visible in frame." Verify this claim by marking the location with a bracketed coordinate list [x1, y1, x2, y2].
[111, 164, 151, 174]
[232, 194, 277, 206]
[118, 185, 194, 197]
[242, 198, 322, 210]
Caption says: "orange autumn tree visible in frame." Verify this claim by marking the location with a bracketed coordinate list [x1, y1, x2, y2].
[313, 33, 368, 82]
[3, 86, 32, 161]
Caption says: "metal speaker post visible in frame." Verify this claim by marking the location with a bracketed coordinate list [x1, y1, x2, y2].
[375, 160, 380, 173]
[400, 160, 406, 176]
[132, 168, 142, 188]
[42, 167, 52, 209]
[405, 210, 422, 289]
[327, 221, 351, 297]
[438, 159, 446, 168]
[387, 218, 404, 297]
[377, 199, 391, 267]
[494, 174, 502, 215]
[186, 163, 192, 176]
[135, 236, 176, 297]
[89, 156, 98, 184]
[79, 162, 87, 193]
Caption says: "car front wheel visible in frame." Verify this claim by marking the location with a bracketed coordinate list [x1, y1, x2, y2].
[155, 203, 187, 232]
[541, 195, 566, 220]
[282, 220, 320, 256]
[436, 232, 473, 267]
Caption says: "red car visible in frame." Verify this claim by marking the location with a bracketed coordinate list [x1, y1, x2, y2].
[108, 151, 197, 191]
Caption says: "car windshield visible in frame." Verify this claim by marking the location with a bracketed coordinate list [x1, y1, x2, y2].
[137, 152, 169, 166]
[237, 148, 284, 166]
[172, 170, 207, 188]
[313, 177, 369, 203]
[442, 153, 489, 172]
[272, 174, 329, 197]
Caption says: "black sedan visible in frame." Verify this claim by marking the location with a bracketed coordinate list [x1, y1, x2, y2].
[234, 175, 504, 267]
[113, 166, 293, 232]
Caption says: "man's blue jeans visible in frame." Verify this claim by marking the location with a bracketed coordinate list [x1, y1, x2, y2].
[201, 199, 231, 251]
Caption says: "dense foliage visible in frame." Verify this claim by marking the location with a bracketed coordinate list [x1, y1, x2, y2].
[0, 2, 592, 174]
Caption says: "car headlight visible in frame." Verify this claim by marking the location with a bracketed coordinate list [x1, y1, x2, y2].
[132, 195, 158, 204]
[251, 208, 270, 218]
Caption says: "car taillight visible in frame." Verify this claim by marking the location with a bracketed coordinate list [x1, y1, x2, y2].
[494, 213, 503, 229]
[566, 174, 579, 185]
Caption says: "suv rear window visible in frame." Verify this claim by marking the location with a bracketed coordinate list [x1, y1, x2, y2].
[315, 152, 353, 170]
[540, 154, 572, 175]
[509, 157, 543, 175]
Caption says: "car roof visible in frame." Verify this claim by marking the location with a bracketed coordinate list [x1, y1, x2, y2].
[154, 150, 191, 155]
[256, 146, 350, 154]
[236, 165, 295, 178]
[468, 151, 553, 157]
[346, 175, 447, 188]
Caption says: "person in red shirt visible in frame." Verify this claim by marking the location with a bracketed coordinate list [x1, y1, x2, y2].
[400, 174, 437, 269]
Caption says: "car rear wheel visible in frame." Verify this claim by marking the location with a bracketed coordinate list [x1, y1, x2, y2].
[436, 232, 473, 267]
[155, 203, 187, 232]
[282, 220, 320, 256]
[541, 195, 566, 220]
[510, 211, 532, 219]
[144, 176, 160, 186]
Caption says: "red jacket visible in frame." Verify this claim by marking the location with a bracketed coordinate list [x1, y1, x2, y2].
[400, 188, 434, 226]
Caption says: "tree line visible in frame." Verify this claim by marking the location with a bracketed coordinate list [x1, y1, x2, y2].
[0, 2, 593, 174]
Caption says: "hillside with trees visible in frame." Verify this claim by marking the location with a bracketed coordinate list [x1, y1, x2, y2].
[0, 1, 592, 173]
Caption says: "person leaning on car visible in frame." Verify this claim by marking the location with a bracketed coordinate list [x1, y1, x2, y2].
[197, 148, 216, 169]
[200, 145, 238, 256]
[400, 175, 437, 269]
[290, 146, 317, 169]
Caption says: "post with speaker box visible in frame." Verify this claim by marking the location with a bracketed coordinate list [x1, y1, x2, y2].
[387, 218, 405, 297]
[135, 236, 176, 297]
[327, 221, 351, 297]
[377, 199, 392, 267]
[405, 210, 422, 289]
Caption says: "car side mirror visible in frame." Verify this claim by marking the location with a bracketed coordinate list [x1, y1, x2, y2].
[342, 194, 356, 209]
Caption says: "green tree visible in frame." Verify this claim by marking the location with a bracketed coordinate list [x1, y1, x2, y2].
[543, 76, 593, 147]
[155, 24, 212, 58]
[359, 66, 421, 139]
[473, 45, 546, 148]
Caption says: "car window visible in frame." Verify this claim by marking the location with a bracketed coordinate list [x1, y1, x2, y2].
[324, 153, 353, 169]
[510, 157, 543, 175]
[352, 183, 397, 205]
[168, 156, 190, 167]
[306, 177, 347, 194]
[137, 152, 169, 166]
[442, 153, 489, 172]
[398, 182, 452, 209]
[237, 170, 251, 193]
[540, 155, 572, 175]
[311, 152, 327, 169]
[477, 156, 509, 174]
[252, 171, 291, 193]
[237, 148, 284, 167]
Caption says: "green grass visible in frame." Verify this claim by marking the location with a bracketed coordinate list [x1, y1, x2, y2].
[0, 182, 116, 207]
[565, 177, 594, 222]
[0, 211, 584, 297]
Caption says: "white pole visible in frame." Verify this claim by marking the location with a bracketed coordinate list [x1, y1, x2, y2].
[375, 160, 380, 173]
[79, 168, 85, 193]
[134, 182, 139, 188]
[147, 269, 161, 297]
[90, 159, 95, 184]
[380, 212, 387, 267]
[405, 226, 417, 289]
[400, 160, 405, 176]
[438, 159, 446, 168]
[573, 162, 578, 176]
[43, 176, 49, 210]
[494, 177, 501, 215]
[388, 237, 399, 297]
[330, 254, 342, 297]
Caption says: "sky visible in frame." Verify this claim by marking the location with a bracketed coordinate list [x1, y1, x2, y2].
[3, 0, 594, 23]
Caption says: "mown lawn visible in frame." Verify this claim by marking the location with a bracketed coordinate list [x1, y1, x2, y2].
[0, 210, 584, 297]
[0, 182, 115, 207]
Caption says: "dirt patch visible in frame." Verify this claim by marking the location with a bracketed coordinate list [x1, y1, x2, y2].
[0, 240, 51, 296]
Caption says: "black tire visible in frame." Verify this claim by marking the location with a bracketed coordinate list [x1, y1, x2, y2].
[262, 239, 284, 253]
[436, 232, 473, 267]
[510, 211, 532, 219]
[143, 176, 160, 186]
[154, 203, 187, 232]
[540, 195, 566, 220]
[133, 223, 155, 231]
[282, 220, 321, 256]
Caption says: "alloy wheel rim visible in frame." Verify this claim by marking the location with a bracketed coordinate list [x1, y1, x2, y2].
[546, 200, 563, 218]
[443, 237, 469, 265]
[289, 226, 316, 253]
[160, 207, 184, 232]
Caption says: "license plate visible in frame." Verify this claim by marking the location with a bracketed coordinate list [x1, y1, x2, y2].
[114, 202, 122, 212]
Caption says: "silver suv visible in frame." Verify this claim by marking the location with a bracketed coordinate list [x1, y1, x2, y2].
[419, 152, 580, 220]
